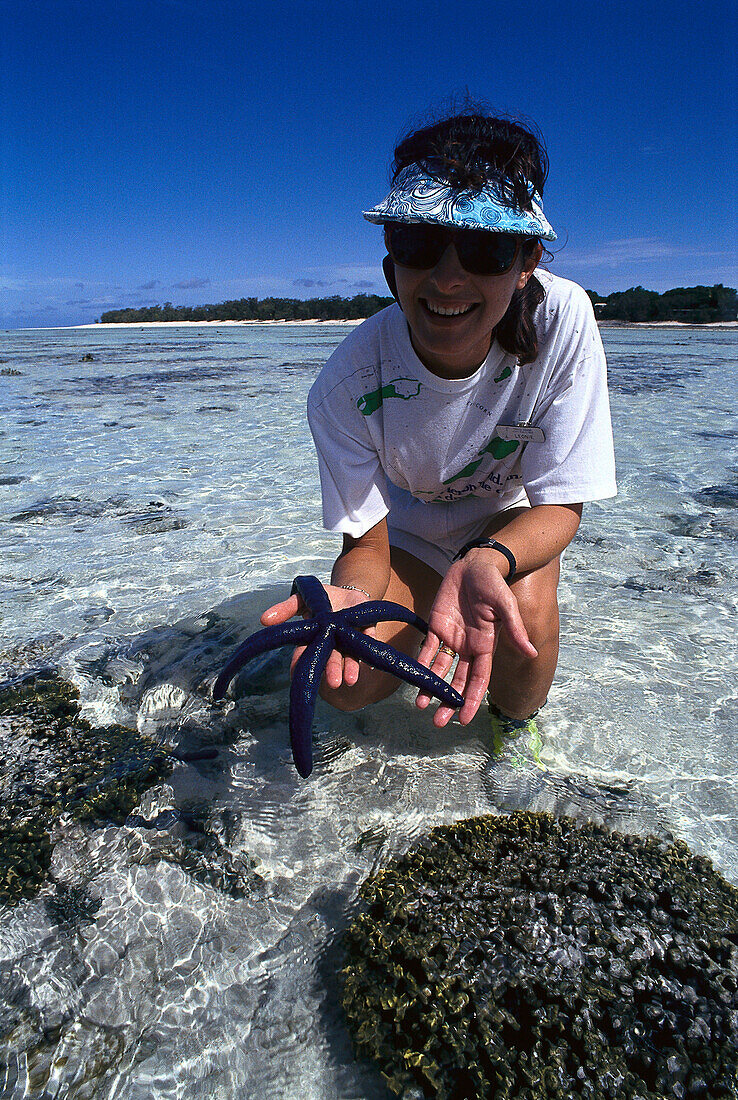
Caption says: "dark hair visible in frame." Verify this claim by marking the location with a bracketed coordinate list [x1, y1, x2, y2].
[390, 112, 550, 364]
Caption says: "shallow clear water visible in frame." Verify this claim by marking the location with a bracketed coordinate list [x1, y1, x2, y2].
[0, 322, 736, 1097]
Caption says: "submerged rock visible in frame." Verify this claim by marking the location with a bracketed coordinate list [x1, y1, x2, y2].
[694, 482, 738, 509]
[0, 671, 172, 903]
[342, 811, 738, 1099]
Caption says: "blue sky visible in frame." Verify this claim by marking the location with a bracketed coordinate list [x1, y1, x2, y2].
[1, 0, 736, 328]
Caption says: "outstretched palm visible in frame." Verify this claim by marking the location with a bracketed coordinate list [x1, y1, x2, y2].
[416, 556, 537, 727]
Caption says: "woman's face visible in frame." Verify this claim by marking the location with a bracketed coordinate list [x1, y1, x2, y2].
[391, 236, 542, 379]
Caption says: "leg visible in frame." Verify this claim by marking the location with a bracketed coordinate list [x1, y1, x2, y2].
[488, 555, 561, 719]
[322, 546, 442, 712]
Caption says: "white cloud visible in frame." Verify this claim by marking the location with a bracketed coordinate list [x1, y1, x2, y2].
[172, 277, 211, 290]
[561, 238, 731, 269]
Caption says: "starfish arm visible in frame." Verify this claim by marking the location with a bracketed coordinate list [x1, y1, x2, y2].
[339, 600, 429, 633]
[289, 626, 335, 777]
[291, 575, 332, 616]
[212, 619, 316, 699]
[335, 626, 464, 709]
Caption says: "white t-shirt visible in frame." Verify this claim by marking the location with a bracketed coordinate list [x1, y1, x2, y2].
[307, 271, 616, 553]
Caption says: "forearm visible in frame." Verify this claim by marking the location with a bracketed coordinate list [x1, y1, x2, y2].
[330, 518, 391, 600]
[479, 503, 582, 578]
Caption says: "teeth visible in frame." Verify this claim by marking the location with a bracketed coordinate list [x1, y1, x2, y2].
[425, 301, 474, 316]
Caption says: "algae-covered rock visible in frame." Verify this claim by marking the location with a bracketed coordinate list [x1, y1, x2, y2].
[0, 671, 172, 903]
[342, 812, 738, 1099]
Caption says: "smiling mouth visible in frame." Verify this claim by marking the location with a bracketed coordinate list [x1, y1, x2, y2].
[422, 300, 478, 317]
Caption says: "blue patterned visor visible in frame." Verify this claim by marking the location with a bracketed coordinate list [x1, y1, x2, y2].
[363, 162, 557, 241]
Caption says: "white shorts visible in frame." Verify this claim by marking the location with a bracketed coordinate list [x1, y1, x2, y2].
[387, 482, 530, 576]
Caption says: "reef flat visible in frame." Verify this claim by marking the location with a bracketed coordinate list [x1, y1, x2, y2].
[0, 671, 172, 902]
[342, 812, 738, 1099]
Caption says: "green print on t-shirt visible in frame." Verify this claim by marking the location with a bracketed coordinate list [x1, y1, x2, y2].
[443, 435, 520, 484]
[484, 436, 519, 459]
[357, 378, 422, 416]
[494, 364, 512, 383]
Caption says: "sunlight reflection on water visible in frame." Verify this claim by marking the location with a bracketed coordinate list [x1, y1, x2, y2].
[0, 323, 736, 1097]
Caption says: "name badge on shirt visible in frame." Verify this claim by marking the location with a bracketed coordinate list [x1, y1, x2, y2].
[497, 423, 546, 443]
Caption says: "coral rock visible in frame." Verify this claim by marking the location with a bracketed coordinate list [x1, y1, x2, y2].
[342, 812, 738, 1099]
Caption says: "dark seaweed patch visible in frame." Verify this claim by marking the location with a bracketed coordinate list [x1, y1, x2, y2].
[606, 353, 702, 395]
[119, 501, 188, 534]
[152, 818, 259, 900]
[694, 484, 738, 509]
[620, 567, 724, 597]
[81, 605, 115, 625]
[0, 635, 64, 681]
[45, 884, 102, 929]
[0, 672, 172, 903]
[343, 812, 738, 1099]
[7, 494, 187, 532]
[42, 359, 260, 398]
[667, 512, 738, 541]
[696, 430, 738, 442]
[8, 496, 110, 524]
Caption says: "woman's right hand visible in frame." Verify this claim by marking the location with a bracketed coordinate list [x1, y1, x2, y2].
[260, 584, 373, 690]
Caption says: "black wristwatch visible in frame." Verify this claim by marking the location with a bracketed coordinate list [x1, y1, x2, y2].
[452, 537, 517, 582]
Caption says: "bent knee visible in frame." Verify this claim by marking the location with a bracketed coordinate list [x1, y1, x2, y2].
[319, 672, 399, 712]
[506, 557, 561, 650]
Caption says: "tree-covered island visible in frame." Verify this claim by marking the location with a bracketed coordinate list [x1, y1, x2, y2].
[98, 284, 737, 325]
[98, 293, 393, 324]
[586, 284, 737, 324]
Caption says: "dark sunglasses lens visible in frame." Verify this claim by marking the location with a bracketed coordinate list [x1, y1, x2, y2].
[387, 225, 445, 269]
[388, 224, 519, 276]
[457, 232, 519, 275]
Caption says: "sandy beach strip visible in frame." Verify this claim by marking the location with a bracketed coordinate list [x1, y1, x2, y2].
[68, 318, 367, 330]
[598, 319, 738, 328]
[41, 317, 738, 332]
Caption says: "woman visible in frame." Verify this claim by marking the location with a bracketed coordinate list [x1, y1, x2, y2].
[262, 111, 616, 743]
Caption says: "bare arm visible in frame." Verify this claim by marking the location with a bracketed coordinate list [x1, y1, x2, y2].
[330, 519, 391, 600]
[477, 502, 582, 578]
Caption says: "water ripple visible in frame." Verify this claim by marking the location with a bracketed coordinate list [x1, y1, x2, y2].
[0, 325, 736, 1097]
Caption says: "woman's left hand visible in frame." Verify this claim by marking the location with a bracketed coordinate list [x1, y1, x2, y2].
[415, 552, 538, 726]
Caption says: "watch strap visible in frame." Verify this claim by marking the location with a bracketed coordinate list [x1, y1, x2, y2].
[452, 537, 517, 582]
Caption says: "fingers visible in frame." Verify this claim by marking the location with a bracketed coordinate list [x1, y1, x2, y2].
[416, 630, 441, 669]
[497, 592, 538, 659]
[418, 648, 494, 728]
[341, 653, 361, 686]
[294, 646, 365, 691]
[416, 636, 458, 710]
[325, 621, 374, 689]
[261, 594, 301, 627]
[264, 588, 374, 691]
[323, 647, 345, 690]
[455, 653, 493, 725]
[431, 655, 469, 727]
[289, 644, 308, 675]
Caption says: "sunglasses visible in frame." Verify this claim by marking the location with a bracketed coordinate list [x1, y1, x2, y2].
[385, 222, 522, 277]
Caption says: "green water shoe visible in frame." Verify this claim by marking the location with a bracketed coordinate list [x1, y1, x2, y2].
[488, 701, 544, 768]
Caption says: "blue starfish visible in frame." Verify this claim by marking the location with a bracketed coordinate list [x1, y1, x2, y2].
[212, 575, 464, 778]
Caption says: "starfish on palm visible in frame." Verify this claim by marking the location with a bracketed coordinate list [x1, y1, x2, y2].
[212, 575, 464, 777]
